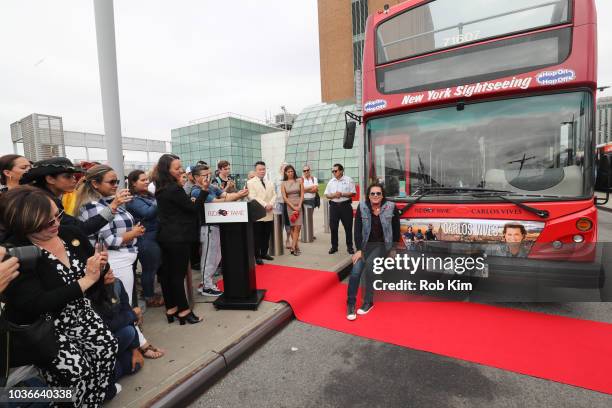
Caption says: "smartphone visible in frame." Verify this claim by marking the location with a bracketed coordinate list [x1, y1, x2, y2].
[95, 235, 106, 254]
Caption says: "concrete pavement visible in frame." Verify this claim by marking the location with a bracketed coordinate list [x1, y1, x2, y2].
[107, 203, 348, 407]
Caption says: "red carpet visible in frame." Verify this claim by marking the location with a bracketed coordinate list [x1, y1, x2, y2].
[252, 264, 612, 394]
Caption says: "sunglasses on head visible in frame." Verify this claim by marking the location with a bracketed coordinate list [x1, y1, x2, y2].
[38, 209, 64, 231]
[369, 191, 383, 196]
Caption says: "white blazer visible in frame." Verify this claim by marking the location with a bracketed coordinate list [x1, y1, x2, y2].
[247, 177, 277, 222]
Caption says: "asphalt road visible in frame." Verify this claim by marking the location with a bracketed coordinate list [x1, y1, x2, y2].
[191, 210, 612, 408]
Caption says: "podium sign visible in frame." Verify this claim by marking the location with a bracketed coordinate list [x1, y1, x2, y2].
[213, 200, 266, 310]
[204, 202, 248, 223]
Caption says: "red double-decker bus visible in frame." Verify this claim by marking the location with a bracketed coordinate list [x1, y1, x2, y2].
[347, 0, 607, 292]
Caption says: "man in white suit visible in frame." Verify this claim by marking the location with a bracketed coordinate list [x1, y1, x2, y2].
[247, 161, 277, 264]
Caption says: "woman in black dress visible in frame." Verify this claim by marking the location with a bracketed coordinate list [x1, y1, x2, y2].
[0, 186, 118, 404]
[153, 154, 206, 325]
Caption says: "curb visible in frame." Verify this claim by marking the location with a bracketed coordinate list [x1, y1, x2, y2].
[145, 256, 351, 407]
[147, 305, 294, 408]
[597, 205, 612, 214]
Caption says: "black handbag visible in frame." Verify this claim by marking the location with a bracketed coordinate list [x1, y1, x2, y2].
[314, 192, 321, 208]
[0, 311, 58, 386]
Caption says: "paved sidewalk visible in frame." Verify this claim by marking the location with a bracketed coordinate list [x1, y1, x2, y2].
[107, 204, 350, 407]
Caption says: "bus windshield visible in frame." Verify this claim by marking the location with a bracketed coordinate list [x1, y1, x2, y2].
[376, 0, 570, 64]
[368, 92, 592, 200]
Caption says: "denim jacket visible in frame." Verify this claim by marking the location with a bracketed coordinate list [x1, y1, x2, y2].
[357, 200, 397, 252]
[126, 195, 158, 237]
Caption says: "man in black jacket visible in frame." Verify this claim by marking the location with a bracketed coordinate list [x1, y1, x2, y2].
[20, 157, 130, 237]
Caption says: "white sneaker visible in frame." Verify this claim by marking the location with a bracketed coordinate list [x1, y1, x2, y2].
[346, 305, 357, 321]
[115, 383, 122, 395]
[357, 303, 374, 315]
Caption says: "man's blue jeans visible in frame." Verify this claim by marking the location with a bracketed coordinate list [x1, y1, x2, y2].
[347, 245, 386, 307]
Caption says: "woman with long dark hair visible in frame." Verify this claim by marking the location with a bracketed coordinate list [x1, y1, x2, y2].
[0, 186, 118, 404]
[154, 154, 205, 325]
[346, 183, 400, 320]
[0, 154, 31, 191]
[281, 165, 304, 255]
[126, 170, 164, 307]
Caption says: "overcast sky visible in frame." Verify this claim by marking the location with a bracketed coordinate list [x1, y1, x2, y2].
[1, 0, 611, 156]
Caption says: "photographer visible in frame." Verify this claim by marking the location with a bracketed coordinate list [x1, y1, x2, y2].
[0, 246, 19, 292]
[0, 186, 118, 404]
[0, 246, 41, 392]
[213, 160, 237, 193]
[75, 165, 145, 306]
[20, 157, 130, 237]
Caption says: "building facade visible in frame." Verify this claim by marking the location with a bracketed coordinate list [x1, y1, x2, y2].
[63, 131, 169, 172]
[285, 101, 361, 184]
[318, 0, 405, 103]
[10, 113, 66, 161]
[597, 97, 612, 145]
[10, 113, 168, 172]
[171, 114, 280, 179]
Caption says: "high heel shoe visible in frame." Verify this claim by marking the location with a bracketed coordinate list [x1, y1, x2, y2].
[166, 311, 178, 324]
[178, 311, 203, 325]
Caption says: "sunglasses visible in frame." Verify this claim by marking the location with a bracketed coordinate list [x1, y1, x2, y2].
[331, 169, 339, 173]
[57, 173, 76, 180]
[303, 169, 310, 172]
[369, 191, 383, 196]
[104, 179, 121, 186]
[38, 210, 64, 231]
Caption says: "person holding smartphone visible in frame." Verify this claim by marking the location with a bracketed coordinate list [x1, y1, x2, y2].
[19, 157, 131, 237]
[191, 164, 248, 296]
[126, 170, 164, 308]
[75, 165, 145, 307]
[0, 186, 119, 404]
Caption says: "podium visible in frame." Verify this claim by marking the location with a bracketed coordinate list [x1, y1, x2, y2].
[205, 200, 267, 310]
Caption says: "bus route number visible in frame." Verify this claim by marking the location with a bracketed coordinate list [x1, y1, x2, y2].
[443, 31, 481, 47]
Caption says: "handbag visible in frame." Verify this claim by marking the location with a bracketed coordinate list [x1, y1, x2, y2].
[314, 192, 321, 208]
[290, 210, 299, 223]
[0, 310, 58, 386]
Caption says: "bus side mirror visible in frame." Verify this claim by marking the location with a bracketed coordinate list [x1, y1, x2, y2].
[344, 122, 356, 149]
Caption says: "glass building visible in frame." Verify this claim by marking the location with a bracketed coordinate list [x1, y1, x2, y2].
[171, 114, 279, 177]
[285, 101, 361, 184]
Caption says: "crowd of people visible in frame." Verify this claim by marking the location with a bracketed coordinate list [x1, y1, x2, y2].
[0, 153, 360, 405]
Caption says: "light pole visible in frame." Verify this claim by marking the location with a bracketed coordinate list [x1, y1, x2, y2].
[93, 0, 125, 181]
[280, 105, 289, 146]
[280, 105, 288, 130]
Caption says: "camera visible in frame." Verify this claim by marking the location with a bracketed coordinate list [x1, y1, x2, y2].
[2, 244, 41, 272]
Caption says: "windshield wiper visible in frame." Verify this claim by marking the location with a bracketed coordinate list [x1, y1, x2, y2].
[471, 192, 550, 218]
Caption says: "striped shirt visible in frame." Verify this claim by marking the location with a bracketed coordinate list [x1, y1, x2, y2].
[79, 197, 138, 253]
